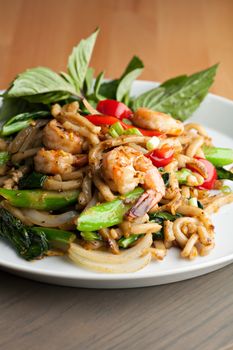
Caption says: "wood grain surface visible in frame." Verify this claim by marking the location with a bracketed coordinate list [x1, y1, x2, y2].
[0, 0, 233, 99]
[1, 266, 233, 350]
[1, 1, 233, 349]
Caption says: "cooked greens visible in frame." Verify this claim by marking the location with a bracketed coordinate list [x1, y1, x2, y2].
[18, 172, 48, 190]
[1, 111, 49, 136]
[0, 151, 10, 166]
[0, 207, 49, 260]
[150, 211, 183, 240]
[216, 167, 233, 181]
[0, 208, 76, 260]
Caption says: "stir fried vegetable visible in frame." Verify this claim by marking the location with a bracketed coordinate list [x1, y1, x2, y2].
[203, 146, 233, 167]
[0, 189, 79, 210]
[77, 188, 144, 231]
[0, 208, 76, 260]
[0, 151, 10, 166]
[0, 111, 50, 136]
[18, 172, 48, 189]
[216, 167, 233, 181]
[97, 99, 132, 119]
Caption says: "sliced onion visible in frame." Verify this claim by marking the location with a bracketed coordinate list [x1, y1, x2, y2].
[22, 209, 77, 227]
[68, 233, 152, 265]
[68, 251, 151, 273]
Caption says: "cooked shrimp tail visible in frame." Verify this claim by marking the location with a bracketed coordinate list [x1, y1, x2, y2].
[126, 189, 160, 221]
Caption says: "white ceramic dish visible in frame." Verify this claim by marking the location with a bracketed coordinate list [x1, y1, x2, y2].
[0, 80, 233, 289]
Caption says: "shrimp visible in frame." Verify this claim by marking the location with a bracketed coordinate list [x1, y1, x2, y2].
[102, 146, 165, 220]
[131, 108, 184, 136]
[34, 148, 77, 175]
[43, 119, 84, 154]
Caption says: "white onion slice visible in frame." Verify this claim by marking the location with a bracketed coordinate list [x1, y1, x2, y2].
[68, 233, 152, 265]
[22, 209, 77, 227]
[68, 251, 151, 273]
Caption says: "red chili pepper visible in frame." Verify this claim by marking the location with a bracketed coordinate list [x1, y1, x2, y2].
[188, 157, 217, 190]
[86, 115, 119, 125]
[97, 99, 133, 120]
[86, 115, 163, 137]
[146, 145, 174, 167]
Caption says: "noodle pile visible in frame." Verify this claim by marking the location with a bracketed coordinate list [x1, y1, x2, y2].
[1, 101, 233, 273]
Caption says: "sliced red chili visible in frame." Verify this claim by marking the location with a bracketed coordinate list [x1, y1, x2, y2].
[97, 99, 133, 120]
[188, 157, 217, 190]
[146, 145, 174, 167]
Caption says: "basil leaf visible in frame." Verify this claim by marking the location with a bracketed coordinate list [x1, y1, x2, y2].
[80, 231, 101, 241]
[6, 67, 76, 103]
[160, 75, 188, 89]
[118, 234, 140, 248]
[83, 67, 95, 95]
[25, 91, 71, 104]
[18, 172, 48, 189]
[67, 29, 99, 92]
[93, 71, 105, 100]
[162, 173, 170, 186]
[0, 97, 31, 121]
[197, 200, 204, 209]
[216, 167, 233, 181]
[1, 111, 49, 136]
[133, 87, 165, 110]
[150, 211, 182, 222]
[153, 231, 164, 240]
[99, 79, 119, 99]
[60, 71, 77, 88]
[133, 64, 218, 121]
[99, 56, 144, 101]
[0, 151, 10, 166]
[116, 56, 144, 101]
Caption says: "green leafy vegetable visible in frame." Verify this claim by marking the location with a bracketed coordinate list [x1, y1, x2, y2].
[0, 207, 49, 260]
[80, 231, 101, 241]
[1, 111, 49, 136]
[6, 67, 77, 103]
[31, 227, 76, 251]
[150, 211, 182, 241]
[93, 71, 105, 100]
[0, 189, 79, 210]
[153, 231, 164, 240]
[203, 146, 233, 167]
[133, 64, 218, 121]
[83, 67, 95, 95]
[77, 187, 144, 231]
[162, 173, 170, 186]
[118, 234, 141, 248]
[67, 29, 99, 92]
[150, 211, 182, 223]
[133, 87, 165, 111]
[18, 172, 48, 189]
[175, 168, 193, 184]
[0, 97, 40, 122]
[116, 56, 144, 101]
[0, 151, 10, 166]
[99, 56, 144, 102]
[216, 167, 233, 181]
[0, 208, 76, 260]
[197, 200, 204, 209]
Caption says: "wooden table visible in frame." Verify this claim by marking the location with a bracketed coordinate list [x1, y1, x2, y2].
[0, 1, 233, 349]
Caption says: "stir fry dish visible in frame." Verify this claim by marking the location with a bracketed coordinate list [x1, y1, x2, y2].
[0, 29, 233, 273]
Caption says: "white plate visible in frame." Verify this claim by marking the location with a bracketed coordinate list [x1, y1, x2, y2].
[1, 80, 233, 289]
